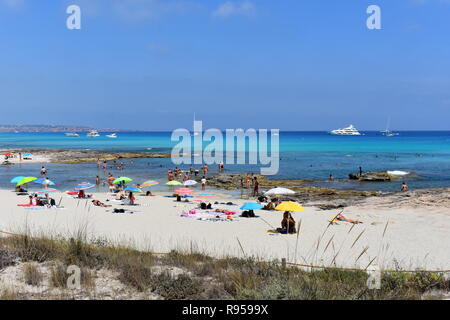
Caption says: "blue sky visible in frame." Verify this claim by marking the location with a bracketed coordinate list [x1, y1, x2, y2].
[0, 0, 449, 131]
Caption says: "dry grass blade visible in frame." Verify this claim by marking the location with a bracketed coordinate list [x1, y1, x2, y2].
[323, 234, 335, 255]
[355, 246, 369, 263]
[365, 256, 378, 270]
[351, 229, 366, 249]
[293, 219, 302, 263]
[348, 223, 356, 234]
[382, 220, 389, 238]
[236, 237, 245, 257]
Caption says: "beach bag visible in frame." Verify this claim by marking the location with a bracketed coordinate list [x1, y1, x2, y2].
[200, 202, 207, 210]
[50, 198, 56, 206]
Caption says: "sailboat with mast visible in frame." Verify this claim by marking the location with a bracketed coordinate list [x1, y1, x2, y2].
[381, 117, 399, 137]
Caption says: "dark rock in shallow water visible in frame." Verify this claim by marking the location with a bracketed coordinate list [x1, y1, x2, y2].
[349, 171, 395, 182]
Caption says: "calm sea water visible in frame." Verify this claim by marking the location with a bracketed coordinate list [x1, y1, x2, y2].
[1, 131, 449, 193]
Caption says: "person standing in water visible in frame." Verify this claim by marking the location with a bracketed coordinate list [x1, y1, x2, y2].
[201, 176, 206, 190]
[401, 182, 408, 192]
[253, 177, 259, 197]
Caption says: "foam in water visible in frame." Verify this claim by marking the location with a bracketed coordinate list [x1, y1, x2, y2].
[387, 170, 410, 176]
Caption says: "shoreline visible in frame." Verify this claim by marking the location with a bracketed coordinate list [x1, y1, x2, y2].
[0, 148, 171, 164]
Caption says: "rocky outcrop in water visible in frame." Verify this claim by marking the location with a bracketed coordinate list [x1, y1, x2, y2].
[348, 171, 396, 182]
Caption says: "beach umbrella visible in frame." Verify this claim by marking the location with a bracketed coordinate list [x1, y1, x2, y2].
[275, 202, 305, 212]
[240, 202, 264, 210]
[4, 152, 14, 156]
[23, 153, 33, 157]
[183, 180, 198, 186]
[166, 181, 182, 186]
[140, 180, 159, 188]
[32, 188, 59, 195]
[124, 186, 143, 193]
[265, 187, 296, 196]
[175, 188, 194, 194]
[74, 182, 95, 190]
[113, 177, 133, 185]
[196, 193, 216, 197]
[16, 177, 37, 187]
[34, 178, 55, 186]
[10, 176, 25, 184]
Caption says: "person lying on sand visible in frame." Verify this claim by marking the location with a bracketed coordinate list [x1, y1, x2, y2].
[330, 212, 362, 224]
[214, 209, 236, 214]
[92, 200, 111, 207]
[145, 191, 155, 196]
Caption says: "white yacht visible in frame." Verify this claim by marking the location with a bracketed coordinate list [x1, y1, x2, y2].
[65, 133, 80, 137]
[330, 125, 362, 135]
[106, 133, 117, 138]
[86, 130, 100, 137]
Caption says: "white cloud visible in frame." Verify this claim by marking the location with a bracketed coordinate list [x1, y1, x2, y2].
[212, 1, 255, 19]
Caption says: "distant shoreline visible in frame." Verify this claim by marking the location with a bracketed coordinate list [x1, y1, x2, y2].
[0, 148, 171, 164]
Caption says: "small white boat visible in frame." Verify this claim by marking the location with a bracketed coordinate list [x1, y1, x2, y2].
[330, 125, 362, 136]
[65, 133, 80, 137]
[86, 130, 100, 137]
[106, 133, 117, 138]
[381, 117, 399, 137]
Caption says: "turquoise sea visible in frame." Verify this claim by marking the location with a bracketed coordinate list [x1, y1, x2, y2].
[1, 131, 450, 193]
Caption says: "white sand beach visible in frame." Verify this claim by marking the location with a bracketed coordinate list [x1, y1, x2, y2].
[1, 189, 449, 271]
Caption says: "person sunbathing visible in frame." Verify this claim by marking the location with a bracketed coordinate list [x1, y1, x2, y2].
[331, 212, 362, 224]
[263, 201, 276, 210]
[277, 211, 297, 234]
[78, 190, 92, 199]
[92, 200, 111, 207]
[116, 190, 126, 200]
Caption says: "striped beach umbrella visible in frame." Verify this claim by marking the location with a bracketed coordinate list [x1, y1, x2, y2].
[175, 188, 194, 194]
[34, 178, 55, 186]
[124, 186, 143, 193]
[33, 188, 59, 195]
[140, 180, 159, 188]
[16, 177, 38, 187]
[11, 176, 25, 184]
[74, 182, 95, 191]
[23, 153, 33, 157]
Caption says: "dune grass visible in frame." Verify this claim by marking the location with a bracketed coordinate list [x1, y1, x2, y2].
[0, 233, 448, 300]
